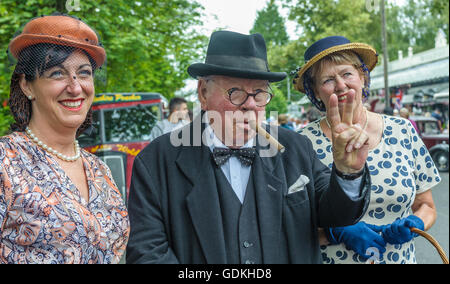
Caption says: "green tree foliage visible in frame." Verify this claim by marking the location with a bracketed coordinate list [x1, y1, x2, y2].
[0, 0, 207, 136]
[250, 0, 291, 112]
[429, 0, 449, 40]
[266, 85, 287, 115]
[0, 105, 14, 136]
[387, 0, 449, 56]
[250, 0, 289, 46]
[279, 0, 449, 100]
[282, 0, 449, 61]
[284, 0, 373, 44]
[267, 39, 307, 102]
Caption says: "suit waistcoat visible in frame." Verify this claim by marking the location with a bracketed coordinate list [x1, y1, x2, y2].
[213, 166, 263, 264]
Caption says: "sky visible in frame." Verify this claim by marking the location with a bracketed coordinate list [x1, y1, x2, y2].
[180, 0, 297, 98]
[195, 0, 297, 39]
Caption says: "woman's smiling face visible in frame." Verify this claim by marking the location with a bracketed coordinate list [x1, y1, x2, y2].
[314, 61, 365, 115]
[21, 49, 95, 132]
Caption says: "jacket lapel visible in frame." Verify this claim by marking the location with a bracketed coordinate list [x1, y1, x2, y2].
[176, 143, 228, 264]
[174, 117, 286, 263]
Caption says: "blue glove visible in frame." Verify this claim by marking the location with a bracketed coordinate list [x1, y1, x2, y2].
[381, 215, 424, 245]
[326, 222, 386, 260]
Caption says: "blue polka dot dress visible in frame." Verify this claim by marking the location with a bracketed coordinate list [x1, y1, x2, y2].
[299, 115, 441, 264]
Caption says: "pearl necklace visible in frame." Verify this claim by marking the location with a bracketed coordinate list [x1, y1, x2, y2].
[26, 127, 81, 162]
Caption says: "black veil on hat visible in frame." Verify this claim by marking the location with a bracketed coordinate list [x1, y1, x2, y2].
[8, 14, 106, 69]
[7, 13, 107, 87]
[6, 13, 106, 135]
[188, 30, 286, 82]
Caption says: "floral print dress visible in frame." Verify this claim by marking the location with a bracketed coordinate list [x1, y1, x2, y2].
[0, 132, 129, 264]
[299, 115, 441, 264]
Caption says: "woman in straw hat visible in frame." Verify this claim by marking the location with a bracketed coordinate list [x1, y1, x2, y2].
[0, 14, 129, 264]
[294, 36, 440, 264]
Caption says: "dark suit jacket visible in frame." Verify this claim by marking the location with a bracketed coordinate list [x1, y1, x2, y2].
[126, 117, 370, 264]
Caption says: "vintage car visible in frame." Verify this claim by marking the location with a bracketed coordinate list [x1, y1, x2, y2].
[410, 116, 449, 172]
[78, 93, 165, 204]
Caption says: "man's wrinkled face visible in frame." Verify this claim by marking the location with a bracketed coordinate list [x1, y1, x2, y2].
[198, 75, 269, 148]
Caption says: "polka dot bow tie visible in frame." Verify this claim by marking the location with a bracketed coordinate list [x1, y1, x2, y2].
[212, 147, 257, 167]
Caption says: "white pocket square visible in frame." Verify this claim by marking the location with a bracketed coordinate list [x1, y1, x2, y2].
[288, 175, 310, 194]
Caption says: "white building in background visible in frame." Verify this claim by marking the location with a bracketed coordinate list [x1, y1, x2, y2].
[369, 31, 449, 114]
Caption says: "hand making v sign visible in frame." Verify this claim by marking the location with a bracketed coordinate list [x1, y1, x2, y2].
[327, 90, 369, 174]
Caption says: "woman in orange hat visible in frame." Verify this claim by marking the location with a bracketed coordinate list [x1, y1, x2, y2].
[0, 14, 129, 264]
[294, 36, 440, 264]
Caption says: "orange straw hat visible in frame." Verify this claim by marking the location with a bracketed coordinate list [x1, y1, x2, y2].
[8, 14, 105, 67]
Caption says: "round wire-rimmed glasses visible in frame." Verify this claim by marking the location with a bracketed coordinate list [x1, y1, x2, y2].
[208, 79, 273, 107]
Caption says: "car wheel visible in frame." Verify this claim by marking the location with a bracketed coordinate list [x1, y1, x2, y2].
[432, 150, 449, 172]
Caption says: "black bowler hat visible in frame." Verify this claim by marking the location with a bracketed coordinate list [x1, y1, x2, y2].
[187, 30, 286, 82]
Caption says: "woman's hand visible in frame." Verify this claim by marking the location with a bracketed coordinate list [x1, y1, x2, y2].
[327, 90, 369, 173]
[326, 222, 386, 260]
[381, 215, 425, 245]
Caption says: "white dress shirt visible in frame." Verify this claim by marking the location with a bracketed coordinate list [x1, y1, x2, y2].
[204, 124, 253, 203]
[204, 121, 362, 204]
[149, 119, 190, 141]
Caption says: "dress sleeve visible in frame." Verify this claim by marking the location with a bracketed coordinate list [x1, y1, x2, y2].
[0, 168, 6, 229]
[407, 120, 441, 194]
[0, 145, 11, 230]
[91, 154, 124, 201]
[96, 156, 118, 188]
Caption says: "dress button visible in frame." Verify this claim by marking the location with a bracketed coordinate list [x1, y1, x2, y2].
[243, 241, 252, 248]
[245, 260, 252, 264]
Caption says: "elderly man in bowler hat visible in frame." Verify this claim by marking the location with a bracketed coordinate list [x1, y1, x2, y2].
[126, 31, 372, 264]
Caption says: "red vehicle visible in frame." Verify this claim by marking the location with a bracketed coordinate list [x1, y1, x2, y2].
[79, 93, 165, 204]
[410, 116, 449, 172]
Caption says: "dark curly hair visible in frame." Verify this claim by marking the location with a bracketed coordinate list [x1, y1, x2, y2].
[8, 43, 96, 137]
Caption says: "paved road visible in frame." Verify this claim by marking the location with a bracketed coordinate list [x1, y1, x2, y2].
[415, 172, 449, 264]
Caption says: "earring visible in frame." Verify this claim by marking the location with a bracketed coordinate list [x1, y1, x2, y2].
[27, 95, 33, 100]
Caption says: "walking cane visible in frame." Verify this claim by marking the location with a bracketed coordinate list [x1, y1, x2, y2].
[410, 227, 449, 264]
[369, 228, 449, 264]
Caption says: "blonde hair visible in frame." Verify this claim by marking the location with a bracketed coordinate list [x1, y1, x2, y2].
[308, 50, 365, 86]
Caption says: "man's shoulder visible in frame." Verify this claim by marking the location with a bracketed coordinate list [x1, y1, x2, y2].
[139, 122, 195, 159]
[263, 125, 314, 162]
[142, 132, 175, 154]
[273, 124, 312, 147]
